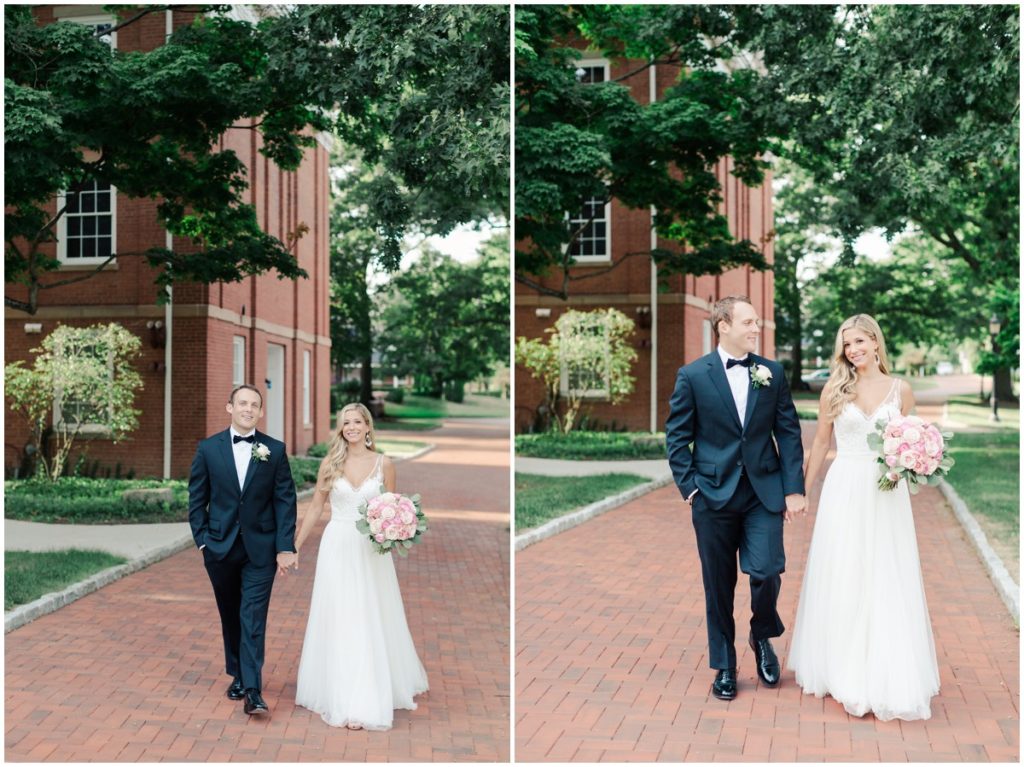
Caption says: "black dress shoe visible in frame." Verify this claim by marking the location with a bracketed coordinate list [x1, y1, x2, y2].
[227, 678, 245, 700]
[749, 633, 781, 687]
[711, 668, 737, 700]
[243, 689, 269, 716]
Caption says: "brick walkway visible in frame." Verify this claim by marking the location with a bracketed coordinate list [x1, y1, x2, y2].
[515, 425, 1018, 762]
[5, 419, 510, 762]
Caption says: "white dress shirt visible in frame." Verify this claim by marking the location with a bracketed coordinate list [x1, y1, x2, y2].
[718, 346, 750, 428]
[230, 427, 256, 490]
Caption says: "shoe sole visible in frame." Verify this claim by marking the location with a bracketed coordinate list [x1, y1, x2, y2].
[710, 686, 737, 701]
[245, 707, 269, 716]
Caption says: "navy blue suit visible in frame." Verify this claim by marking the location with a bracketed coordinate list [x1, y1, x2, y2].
[188, 429, 297, 692]
[666, 352, 804, 669]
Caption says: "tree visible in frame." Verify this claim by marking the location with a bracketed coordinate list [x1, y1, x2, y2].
[377, 236, 510, 400]
[310, 5, 510, 405]
[5, 323, 143, 480]
[515, 308, 637, 433]
[742, 4, 1019, 395]
[5, 6, 320, 314]
[515, 5, 776, 299]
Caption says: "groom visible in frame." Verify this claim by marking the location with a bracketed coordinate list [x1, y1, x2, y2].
[666, 296, 805, 701]
[188, 384, 297, 716]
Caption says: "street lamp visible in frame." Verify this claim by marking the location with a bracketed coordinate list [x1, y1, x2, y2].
[989, 314, 1001, 422]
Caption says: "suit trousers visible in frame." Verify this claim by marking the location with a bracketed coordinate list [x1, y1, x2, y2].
[203, 533, 277, 692]
[691, 472, 786, 669]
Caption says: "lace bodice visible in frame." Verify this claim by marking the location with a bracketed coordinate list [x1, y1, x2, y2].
[328, 454, 384, 521]
[833, 379, 902, 458]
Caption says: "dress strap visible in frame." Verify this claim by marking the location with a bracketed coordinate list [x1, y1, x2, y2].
[890, 378, 901, 411]
[373, 452, 384, 479]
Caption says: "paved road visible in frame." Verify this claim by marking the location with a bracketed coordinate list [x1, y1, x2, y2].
[5, 419, 510, 762]
[515, 423, 1018, 762]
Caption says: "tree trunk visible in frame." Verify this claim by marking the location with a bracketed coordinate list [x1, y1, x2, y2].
[993, 367, 1017, 403]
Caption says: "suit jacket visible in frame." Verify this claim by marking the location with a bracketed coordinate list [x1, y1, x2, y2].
[188, 429, 297, 567]
[665, 352, 804, 512]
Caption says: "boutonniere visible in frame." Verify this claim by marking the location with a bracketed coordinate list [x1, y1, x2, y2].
[750, 364, 772, 389]
[251, 442, 271, 463]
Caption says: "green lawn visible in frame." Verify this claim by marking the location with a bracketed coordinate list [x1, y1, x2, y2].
[382, 393, 509, 419]
[945, 431, 1019, 537]
[5, 549, 127, 610]
[516, 431, 666, 460]
[515, 472, 650, 531]
[945, 397, 1020, 431]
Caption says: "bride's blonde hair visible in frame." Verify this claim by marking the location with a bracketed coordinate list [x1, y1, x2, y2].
[824, 314, 892, 420]
[316, 402, 378, 493]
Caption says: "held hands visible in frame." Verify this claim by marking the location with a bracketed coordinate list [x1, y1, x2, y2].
[276, 551, 298, 575]
[783, 493, 807, 523]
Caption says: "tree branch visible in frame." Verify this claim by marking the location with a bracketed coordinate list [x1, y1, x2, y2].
[568, 250, 650, 282]
[610, 49, 682, 83]
[514, 271, 568, 301]
[4, 296, 34, 313]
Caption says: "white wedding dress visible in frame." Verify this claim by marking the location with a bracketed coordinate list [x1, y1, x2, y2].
[295, 455, 428, 729]
[787, 380, 940, 721]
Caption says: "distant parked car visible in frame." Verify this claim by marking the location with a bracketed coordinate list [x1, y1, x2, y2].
[801, 369, 831, 392]
[935, 361, 955, 376]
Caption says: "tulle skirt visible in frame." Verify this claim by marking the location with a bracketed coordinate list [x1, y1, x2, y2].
[787, 453, 939, 721]
[295, 516, 428, 730]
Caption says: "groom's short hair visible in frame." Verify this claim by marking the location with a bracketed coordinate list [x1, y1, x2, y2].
[229, 384, 264, 408]
[711, 295, 752, 339]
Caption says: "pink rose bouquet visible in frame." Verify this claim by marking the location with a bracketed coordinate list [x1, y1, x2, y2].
[866, 414, 954, 493]
[355, 489, 428, 556]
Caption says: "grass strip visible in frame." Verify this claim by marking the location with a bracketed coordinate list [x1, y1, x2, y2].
[515, 472, 650, 531]
[5, 549, 128, 610]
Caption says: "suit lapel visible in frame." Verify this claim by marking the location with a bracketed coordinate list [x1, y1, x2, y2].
[706, 354, 743, 432]
[743, 359, 761, 433]
[218, 430, 241, 497]
[239, 431, 261, 497]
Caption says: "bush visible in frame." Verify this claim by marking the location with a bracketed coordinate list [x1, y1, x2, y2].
[289, 455, 321, 487]
[385, 387, 406, 404]
[331, 379, 362, 411]
[307, 441, 330, 458]
[515, 431, 667, 460]
[4, 478, 188, 523]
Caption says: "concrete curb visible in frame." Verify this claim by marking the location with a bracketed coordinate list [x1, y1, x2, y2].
[515, 475, 674, 552]
[5, 532, 195, 634]
[937, 478, 1019, 623]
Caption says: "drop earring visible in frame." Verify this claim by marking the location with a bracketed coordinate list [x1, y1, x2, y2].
[365, 434, 372, 447]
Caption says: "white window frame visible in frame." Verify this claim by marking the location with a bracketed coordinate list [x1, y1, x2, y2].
[232, 336, 246, 387]
[702, 319, 713, 355]
[559, 318, 612, 400]
[55, 180, 117, 266]
[302, 350, 311, 426]
[52, 332, 114, 436]
[54, 13, 117, 268]
[565, 58, 612, 265]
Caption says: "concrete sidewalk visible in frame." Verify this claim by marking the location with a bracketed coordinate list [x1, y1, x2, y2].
[515, 425, 1019, 762]
[516, 457, 672, 482]
[5, 420, 510, 762]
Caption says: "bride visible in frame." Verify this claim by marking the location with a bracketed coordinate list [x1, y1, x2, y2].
[787, 314, 940, 721]
[294, 402, 428, 730]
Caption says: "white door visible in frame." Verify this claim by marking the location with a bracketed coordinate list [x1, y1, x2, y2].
[266, 343, 285, 441]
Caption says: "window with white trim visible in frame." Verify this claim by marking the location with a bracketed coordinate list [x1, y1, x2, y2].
[57, 180, 116, 265]
[302, 350, 311, 425]
[52, 331, 114, 434]
[559, 318, 612, 399]
[55, 14, 117, 267]
[567, 59, 611, 264]
[702, 319, 713, 355]
[233, 336, 246, 387]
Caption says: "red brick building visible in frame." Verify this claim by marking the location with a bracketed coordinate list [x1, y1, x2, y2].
[4, 6, 332, 478]
[515, 55, 776, 433]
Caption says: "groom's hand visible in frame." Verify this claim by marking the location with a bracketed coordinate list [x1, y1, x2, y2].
[276, 551, 298, 575]
[783, 493, 807, 522]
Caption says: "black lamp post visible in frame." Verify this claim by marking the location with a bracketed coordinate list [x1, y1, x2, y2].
[989, 314, 1001, 422]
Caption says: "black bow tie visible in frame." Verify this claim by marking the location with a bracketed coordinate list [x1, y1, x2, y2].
[233, 434, 255, 444]
[726, 357, 752, 369]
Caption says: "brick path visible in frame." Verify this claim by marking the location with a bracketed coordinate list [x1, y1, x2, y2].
[515, 424, 1018, 762]
[5, 419, 510, 762]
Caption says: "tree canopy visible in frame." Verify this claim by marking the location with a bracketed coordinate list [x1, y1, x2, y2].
[515, 5, 775, 298]
[5, 4, 510, 314]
